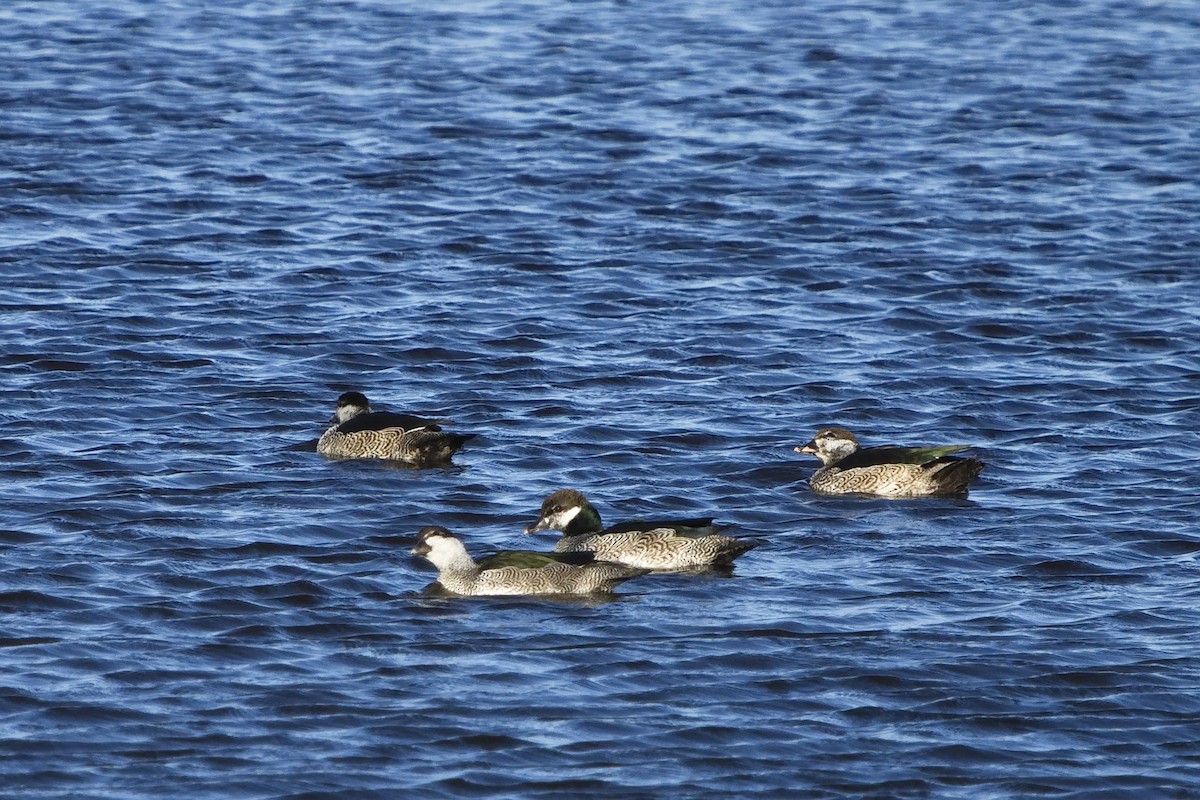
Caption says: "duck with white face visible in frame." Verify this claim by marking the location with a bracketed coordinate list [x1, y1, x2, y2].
[794, 426, 984, 498]
[410, 526, 645, 597]
[795, 426, 863, 465]
[524, 489, 757, 572]
[316, 391, 475, 466]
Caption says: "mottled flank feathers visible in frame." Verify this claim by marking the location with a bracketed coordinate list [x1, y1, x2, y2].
[795, 426, 984, 498]
[411, 526, 646, 596]
[316, 391, 474, 466]
[525, 488, 757, 571]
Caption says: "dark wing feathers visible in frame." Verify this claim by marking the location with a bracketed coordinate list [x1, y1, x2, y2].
[542, 551, 600, 566]
[602, 518, 717, 536]
[927, 455, 986, 495]
[838, 444, 971, 468]
[337, 411, 441, 435]
[478, 550, 598, 570]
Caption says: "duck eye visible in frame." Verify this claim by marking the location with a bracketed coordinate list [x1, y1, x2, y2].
[551, 505, 563, 513]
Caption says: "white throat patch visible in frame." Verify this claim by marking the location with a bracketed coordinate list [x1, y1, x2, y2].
[552, 504, 583, 529]
[425, 535, 472, 570]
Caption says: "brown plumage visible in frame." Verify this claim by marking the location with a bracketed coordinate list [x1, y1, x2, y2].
[524, 489, 757, 571]
[316, 391, 474, 466]
[795, 426, 984, 498]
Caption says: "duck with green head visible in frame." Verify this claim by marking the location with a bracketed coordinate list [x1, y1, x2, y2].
[524, 489, 757, 571]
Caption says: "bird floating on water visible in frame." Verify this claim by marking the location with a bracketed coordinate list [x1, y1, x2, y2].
[794, 426, 984, 498]
[410, 526, 646, 596]
[316, 391, 474, 466]
[525, 488, 757, 571]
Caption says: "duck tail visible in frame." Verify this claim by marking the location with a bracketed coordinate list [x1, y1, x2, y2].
[408, 431, 476, 465]
[600, 563, 650, 588]
[442, 432, 477, 451]
[715, 537, 759, 566]
[928, 456, 985, 498]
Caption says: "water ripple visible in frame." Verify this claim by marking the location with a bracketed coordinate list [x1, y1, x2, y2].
[1, 0, 1199, 798]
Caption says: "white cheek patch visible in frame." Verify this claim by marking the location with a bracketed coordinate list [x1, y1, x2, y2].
[425, 535, 466, 566]
[824, 439, 856, 461]
[552, 505, 582, 529]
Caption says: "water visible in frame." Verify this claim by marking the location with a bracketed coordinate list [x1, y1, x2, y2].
[3, 0, 1199, 797]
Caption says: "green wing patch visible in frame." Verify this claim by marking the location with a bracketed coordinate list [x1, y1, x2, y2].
[841, 444, 970, 468]
[479, 550, 595, 570]
[601, 518, 720, 538]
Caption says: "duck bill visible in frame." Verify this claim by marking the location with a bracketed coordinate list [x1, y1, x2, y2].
[795, 440, 818, 455]
[523, 517, 550, 535]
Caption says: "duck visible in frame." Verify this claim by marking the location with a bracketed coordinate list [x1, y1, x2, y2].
[794, 426, 984, 498]
[523, 489, 757, 571]
[316, 391, 475, 466]
[410, 526, 646, 596]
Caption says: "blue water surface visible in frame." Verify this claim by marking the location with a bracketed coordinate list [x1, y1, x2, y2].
[2, 1, 1200, 797]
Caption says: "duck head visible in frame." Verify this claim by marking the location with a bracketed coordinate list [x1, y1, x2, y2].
[795, 426, 860, 465]
[524, 489, 601, 536]
[411, 526, 473, 570]
[331, 391, 371, 424]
